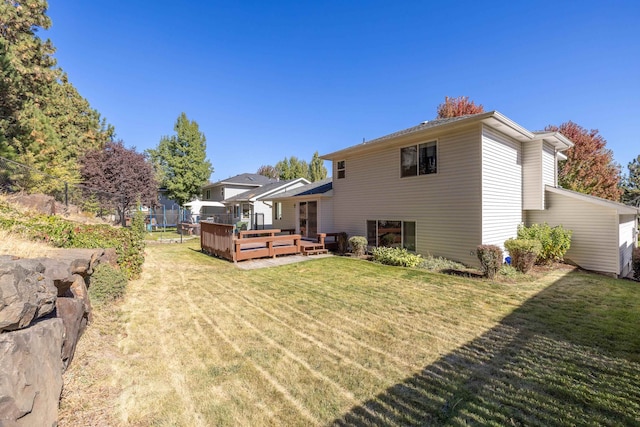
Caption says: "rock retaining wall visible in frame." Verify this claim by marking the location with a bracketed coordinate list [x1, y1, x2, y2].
[0, 248, 108, 426]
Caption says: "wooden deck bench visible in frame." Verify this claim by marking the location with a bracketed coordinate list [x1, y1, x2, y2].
[234, 234, 301, 261]
[238, 229, 281, 239]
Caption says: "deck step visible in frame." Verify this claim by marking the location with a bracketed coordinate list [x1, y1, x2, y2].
[303, 248, 328, 256]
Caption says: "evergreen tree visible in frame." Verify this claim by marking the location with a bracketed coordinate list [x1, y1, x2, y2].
[308, 151, 327, 182]
[622, 155, 640, 207]
[147, 113, 213, 206]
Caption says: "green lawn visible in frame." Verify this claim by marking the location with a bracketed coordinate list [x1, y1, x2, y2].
[60, 241, 640, 426]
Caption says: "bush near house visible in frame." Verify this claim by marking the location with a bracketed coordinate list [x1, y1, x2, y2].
[336, 232, 349, 254]
[349, 236, 368, 257]
[371, 246, 422, 267]
[633, 247, 640, 281]
[504, 239, 542, 273]
[477, 245, 503, 279]
[517, 223, 572, 264]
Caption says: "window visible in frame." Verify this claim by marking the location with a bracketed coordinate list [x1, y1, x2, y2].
[241, 203, 251, 218]
[367, 220, 416, 251]
[273, 202, 283, 220]
[401, 141, 437, 177]
[337, 160, 346, 179]
[205, 189, 211, 200]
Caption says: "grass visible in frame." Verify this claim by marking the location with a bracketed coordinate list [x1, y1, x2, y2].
[57, 240, 640, 426]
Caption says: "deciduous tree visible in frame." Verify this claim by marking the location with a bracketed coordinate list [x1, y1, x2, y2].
[147, 113, 213, 206]
[436, 96, 484, 119]
[256, 164, 279, 179]
[546, 121, 622, 201]
[275, 156, 309, 180]
[80, 141, 157, 223]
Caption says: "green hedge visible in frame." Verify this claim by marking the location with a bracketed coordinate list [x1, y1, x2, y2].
[504, 238, 541, 273]
[517, 223, 572, 264]
[0, 200, 145, 279]
[371, 246, 422, 267]
[88, 263, 128, 302]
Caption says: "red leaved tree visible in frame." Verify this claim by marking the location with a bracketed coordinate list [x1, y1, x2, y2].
[80, 140, 158, 223]
[436, 96, 484, 118]
[546, 121, 622, 201]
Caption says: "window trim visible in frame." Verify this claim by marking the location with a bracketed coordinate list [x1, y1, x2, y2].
[366, 219, 417, 251]
[400, 140, 438, 178]
[336, 160, 346, 179]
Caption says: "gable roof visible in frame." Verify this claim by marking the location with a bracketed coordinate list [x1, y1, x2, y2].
[223, 178, 310, 202]
[547, 186, 640, 215]
[268, 178, 333, 200]
[322, 111, 573, 160]
[204, 173, 276, 188]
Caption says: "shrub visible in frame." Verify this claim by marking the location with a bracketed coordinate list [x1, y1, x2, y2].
[372, 246, 422, 267]
[633, 247, 640, 281]
[336, 232, 349, 254]
[517, 223, 572, 264]
[420, 255, 468, 272]
[88, 263, 128, 302]
[349, 236, 368, 257]
[476, 245, 503, 279]
[504, 238, 542, 273]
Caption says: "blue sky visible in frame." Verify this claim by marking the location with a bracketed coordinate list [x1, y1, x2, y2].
[46, 1, 639, 181]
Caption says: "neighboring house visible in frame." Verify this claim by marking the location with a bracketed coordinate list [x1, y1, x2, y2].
[267, 178, 334, 238]
[222, 178, 310, 229]
[272, 110, 638, 277]
[201, 173, 277, 221]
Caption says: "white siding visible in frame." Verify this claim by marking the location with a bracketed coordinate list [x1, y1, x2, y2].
[619, 215, 637, 277]
[522, 141, 543, 210]
[319, 197, 334, 233]
[542, 142, 556, 187]
[526, 190, 620, 276]
[253, 201, 273, 228]
[332, 125, 482, 266]
[481, 126, 522, 253]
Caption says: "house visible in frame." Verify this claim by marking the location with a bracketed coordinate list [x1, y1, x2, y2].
[269, 111, 639, 277]
[201, 173, 309, 229]
[268, 178, 334, 238]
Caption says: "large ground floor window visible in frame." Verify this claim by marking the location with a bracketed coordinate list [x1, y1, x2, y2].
[366, 220, 416, 251]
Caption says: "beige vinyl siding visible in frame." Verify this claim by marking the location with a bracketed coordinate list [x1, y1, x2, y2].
[522, 141, 543, 210]
[619, 215, 637, 277]
[542, 142, 556, 187]
[272, 201, 297, 230]
[526, 190, 620, 276]
[320, 197, 334, 233]
[481, 126, 522, 252]
[332, 125, 482, 266]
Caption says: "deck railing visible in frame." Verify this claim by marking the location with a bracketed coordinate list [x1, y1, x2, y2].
[200, 221, 235, 261]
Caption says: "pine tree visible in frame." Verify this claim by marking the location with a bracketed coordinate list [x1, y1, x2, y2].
[308, 151, 327, 182]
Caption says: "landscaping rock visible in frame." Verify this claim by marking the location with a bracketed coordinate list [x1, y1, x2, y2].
[56, 297, 85, 370]
[0, 317, 64, 427]
[0, 264, 57, 332]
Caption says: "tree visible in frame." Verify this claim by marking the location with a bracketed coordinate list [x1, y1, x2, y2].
[256, 164, 279, 179]
[622, 155, 640, 207]
[308, 151, 328, 182]
[147, 113, 213, 206]
[0, 0, 112, 187]
[80, 141, 157, 223]
[436, 96, 484, 119]
[546, 121, 622, 201]
[275, 156, 309, 180]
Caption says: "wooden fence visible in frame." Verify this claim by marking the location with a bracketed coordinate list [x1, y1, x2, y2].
[200, 221, 235, 261]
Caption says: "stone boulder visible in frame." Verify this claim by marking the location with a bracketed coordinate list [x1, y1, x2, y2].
[0, 264, 57, 332]
[0, 317, 65, 427]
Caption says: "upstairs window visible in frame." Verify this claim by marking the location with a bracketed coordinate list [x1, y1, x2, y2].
[401, 141, 437, 177]
[337, 160, 346, 179]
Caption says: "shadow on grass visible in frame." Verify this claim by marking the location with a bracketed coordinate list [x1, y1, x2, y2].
[333, 270, 640, 426]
